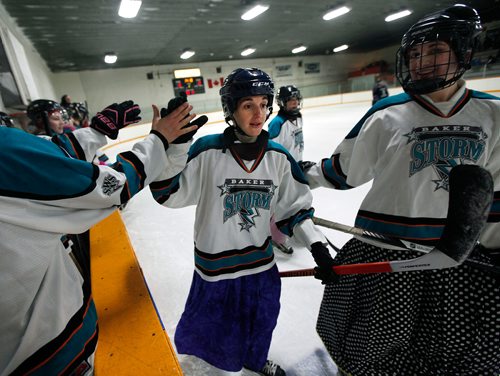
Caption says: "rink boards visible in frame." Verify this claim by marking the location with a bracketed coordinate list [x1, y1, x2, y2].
[90, 210, 182, 375]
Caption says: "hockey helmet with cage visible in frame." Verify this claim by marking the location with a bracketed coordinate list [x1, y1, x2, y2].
[220, 68, 274, 126]
[396, 4, 483, 95]
[27, 99, 63, 135]
[69, 102, 89, 122]
[0, 111, 14, 127]
[276, 85, 303, 115]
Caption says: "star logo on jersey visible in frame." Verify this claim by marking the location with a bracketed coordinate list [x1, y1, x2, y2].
[239, 208, 261, 231]
[219, 178, 275, 231]
[102, 174, 121, 196]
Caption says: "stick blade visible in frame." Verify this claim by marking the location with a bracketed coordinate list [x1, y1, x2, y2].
[438, 165, 494, 262]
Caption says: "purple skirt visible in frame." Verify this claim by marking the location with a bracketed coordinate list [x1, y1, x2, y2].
[175, 265, 281, 372]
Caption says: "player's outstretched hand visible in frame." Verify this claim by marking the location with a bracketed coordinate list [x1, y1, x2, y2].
[160, 93, 208, 143]
[151, 103, 197, 145]
[310, 242, 339, 285]
[90, 100, 141, 140]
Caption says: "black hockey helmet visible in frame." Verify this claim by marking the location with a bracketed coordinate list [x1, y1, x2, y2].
[27, 99, 63, 135]
[220, 68, 274, 125]
[396, 4, 483, 95]
[60, 107, 71, 123]
[0, 111, 14, 127]
[69, 102, 89, 121]
[276, 85, 303, 115]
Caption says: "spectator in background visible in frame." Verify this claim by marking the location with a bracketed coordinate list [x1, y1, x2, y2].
[60, 94, 72, 109]
[0, 100, 199, 376]
[371, 75, 389, 105]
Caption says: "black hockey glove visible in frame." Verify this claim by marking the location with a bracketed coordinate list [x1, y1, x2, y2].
[478, 244, 500, 267]
[298, 160, 316, 173]
[491, 249, 500, 266]
[90, 100, 141, 140]
[310, 242, 339, 285]
[160, 92, 208, 144]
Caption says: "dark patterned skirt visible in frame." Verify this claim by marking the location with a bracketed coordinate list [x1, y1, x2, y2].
[316, 238, 500, 376]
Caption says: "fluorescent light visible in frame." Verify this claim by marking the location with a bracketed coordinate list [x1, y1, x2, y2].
[292, 45, 307, 54]
[241, 5, 269, 20]
[174, 68, 201, 79]
[322, 6, 350, 21]
[241, 48, 256, 56]
[180, 50, 195, 59]
[333, 44, 348, 53]
[104, 53, 117, 64]
[118, 0, 142, 18]
[385, 9, 412, 22]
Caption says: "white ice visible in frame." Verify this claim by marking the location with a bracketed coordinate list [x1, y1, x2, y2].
[105, 101, 373, 375]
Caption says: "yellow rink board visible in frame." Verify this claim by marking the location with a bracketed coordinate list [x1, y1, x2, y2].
[90, 210, 182, 375]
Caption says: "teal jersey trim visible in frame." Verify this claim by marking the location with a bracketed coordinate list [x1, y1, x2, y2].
[346, 93, 413, 139]
[268, 114, 287, 139]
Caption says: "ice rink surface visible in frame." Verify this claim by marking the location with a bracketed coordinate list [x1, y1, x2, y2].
[105, 100, 374, 375]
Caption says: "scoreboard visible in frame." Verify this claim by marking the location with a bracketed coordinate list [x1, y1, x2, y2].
[172, 76, 205, 96]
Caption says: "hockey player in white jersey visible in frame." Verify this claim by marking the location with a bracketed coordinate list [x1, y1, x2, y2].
[267, 85, 306, 255]
[150, 68, 337, 376]
[304, 5, 500, 375]
[25, 99, 147, 283]
[268, 85, 304, 162]
[0, 101, 199, 376]
[27, 99, 67, 136]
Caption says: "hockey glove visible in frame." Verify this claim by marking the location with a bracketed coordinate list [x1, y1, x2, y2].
[91, 100, 141, 140]
[310, 242, 339, 285]
[298, 160, 316, 173]
[478, 244, 500, 267]
[491, 249, 500, 266]
[160, 92, 208, 144]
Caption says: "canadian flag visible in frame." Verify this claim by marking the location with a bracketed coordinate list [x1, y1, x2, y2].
[207, 77, 224, 89]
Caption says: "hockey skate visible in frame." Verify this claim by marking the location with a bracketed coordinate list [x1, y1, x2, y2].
[258, 360, 286, 376]
[271, 240, 293, 254]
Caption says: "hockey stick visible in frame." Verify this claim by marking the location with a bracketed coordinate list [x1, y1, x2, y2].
[280, 268, 315, 278]
[279, 268, 316, 278]
[311, 217, 500, 275]
[306, 165, 493, 275]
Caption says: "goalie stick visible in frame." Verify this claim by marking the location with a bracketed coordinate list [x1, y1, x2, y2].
[284, 165, 494, 276]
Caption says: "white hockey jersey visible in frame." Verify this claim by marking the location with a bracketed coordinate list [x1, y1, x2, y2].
[151, 128, 325, 282]
[0, 127, 189, 375]
[306, 82, 500, 249]
[268, 110, 304, 162]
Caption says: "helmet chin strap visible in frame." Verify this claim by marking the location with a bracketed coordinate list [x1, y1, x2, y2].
[230, 119, 258, 143]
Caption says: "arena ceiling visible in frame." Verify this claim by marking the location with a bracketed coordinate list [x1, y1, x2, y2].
[1, 0, 499, 72]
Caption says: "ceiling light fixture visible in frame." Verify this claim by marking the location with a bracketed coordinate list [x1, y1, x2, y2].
[241, 47, 256, 56]
[118, 0, 142, 18]
[104, 53, 117, 64]
[180, 49, 195, 59]
[241, 5, 269, 20]
[333, 44, 348, 53]
[322, 6, 351, 21]
[292, 45, 307, 54]
[385, 9, 412, 22]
